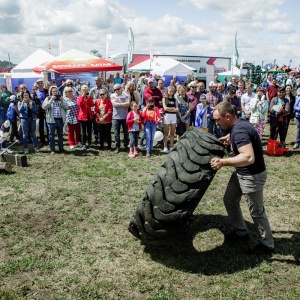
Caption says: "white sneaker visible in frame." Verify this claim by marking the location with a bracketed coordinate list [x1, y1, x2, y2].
[82, 145, 87, 150]
[77, 142, 83, 147]
[70, 145, 75, 149]
[163, 147, 169, 154]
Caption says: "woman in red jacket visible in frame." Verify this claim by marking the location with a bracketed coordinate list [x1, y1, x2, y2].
[94, 89, 113, 150]
[77, 84, 94, 149]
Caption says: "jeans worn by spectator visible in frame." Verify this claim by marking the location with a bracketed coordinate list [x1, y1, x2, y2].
[209, 118, 222, 138]
[113, 119, 129, 149]
[129, 131, 140, 148]
[48, 118, 64, 151]
[20, 118, 38, 149]
[144, 120, 157, 153]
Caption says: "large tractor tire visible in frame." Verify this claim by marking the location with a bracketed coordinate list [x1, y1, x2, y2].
[128, 127, 225, 245]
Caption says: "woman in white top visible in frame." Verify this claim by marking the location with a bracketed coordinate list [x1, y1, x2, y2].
[249, 87, 268, 139]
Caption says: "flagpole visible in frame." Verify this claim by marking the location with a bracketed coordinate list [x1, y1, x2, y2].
[106, 34, 113, 60]
[127, 28, 134, 65]
[149, 23, 153, 72]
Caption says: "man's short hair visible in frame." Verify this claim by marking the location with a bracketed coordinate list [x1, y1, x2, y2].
[215, 101, 235, 117]
[113, 84, 122, 90]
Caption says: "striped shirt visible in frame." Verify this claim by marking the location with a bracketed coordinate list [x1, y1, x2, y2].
[53, 100, 63, 118]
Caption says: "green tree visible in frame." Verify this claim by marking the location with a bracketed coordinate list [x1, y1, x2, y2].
[0, 60, 16, 68]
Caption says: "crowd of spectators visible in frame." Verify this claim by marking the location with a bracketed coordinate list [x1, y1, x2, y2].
[0, 71, 299, 157]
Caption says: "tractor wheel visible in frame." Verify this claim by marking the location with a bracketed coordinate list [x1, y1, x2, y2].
[128, 127, 225, 245]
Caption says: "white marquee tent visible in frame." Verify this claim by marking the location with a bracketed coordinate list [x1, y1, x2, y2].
[5, 49, 54, 91]
[128, 57, 196, 76]
[12, 49, 55, 73]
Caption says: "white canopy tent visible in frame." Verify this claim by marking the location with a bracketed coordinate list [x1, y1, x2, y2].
[12, 49, 55, 73]
[217, 66, 241, 76]
[128, 57, 196, 76]
[6, 49, 54, 91]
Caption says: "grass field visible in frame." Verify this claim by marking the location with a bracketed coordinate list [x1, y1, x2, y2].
[0, 122, 299, 300]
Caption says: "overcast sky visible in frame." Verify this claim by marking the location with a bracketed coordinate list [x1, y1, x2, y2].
[1, 0, 299, 67]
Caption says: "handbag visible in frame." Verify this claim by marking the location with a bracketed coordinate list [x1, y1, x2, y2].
[250, 115, 259, 125]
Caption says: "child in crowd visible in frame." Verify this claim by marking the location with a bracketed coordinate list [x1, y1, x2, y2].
[141, 97, 160, 157]
[6, 95, 19, 143]
[195, 94, 211, 131]
[126, 102, 142, 158]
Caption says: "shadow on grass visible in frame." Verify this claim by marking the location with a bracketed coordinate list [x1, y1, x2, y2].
[272, 230, 300, 264]
[143, 214, 300, 275]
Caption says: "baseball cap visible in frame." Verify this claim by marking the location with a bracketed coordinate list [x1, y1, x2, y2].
[36, 78, 44, 83]
[209, 81, 217, 87]
[228, 87, 236, 94]
[147, 78, 154, 83]
[200, 94, 207, 101]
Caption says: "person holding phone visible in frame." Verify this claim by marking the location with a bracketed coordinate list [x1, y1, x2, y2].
[77, 85, 95, 150]
[141, 97, 160, 157]
[18, 90, 39, 154]
[249, 87, 268, 139]
[42, 86, 69, 154]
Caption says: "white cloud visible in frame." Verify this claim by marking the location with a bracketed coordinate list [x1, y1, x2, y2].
[268, 21, 295, 33]
[0, 0, 298, 70]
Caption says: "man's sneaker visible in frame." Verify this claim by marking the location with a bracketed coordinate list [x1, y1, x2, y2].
[248, 243, 274, 255]
[293, 143, 299, 149]
[70, 145, 75, 150]
[138, 144, 146, 150]
[115, 148, 120, 154]
[146, 152, 151, 157]
[128, 152, 135, 158]
[24, 149, 29, 155]
[34, 147, 40, 153]
[50, 151, 55, 155]
[82, 145, 87, 150]
[224, 231, 250, 244]
[163, 147, 169, 154]
[77, 142, 83, 147]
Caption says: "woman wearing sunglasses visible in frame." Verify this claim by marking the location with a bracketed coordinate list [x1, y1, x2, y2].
[64, 87, 82, 149]
[94, 89, 113, 150]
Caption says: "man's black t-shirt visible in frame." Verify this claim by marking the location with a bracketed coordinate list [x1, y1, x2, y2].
[230, 118, 266, 175]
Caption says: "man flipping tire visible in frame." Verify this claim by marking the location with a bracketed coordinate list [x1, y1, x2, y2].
[210, 102, 274, 255]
